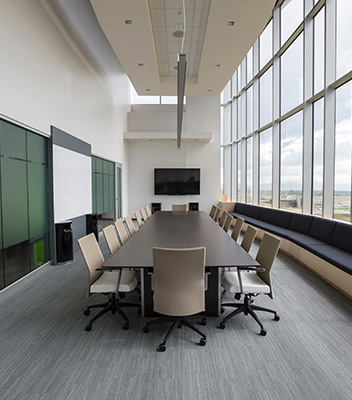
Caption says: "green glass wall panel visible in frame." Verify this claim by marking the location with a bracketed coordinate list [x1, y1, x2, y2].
[92, 173, 97, 213]
[0, 120, 26, 159]
[92, 156, 96, 173]
[96, 174, 103, 214]
[4, 242, 30, 286]
[27, 131, 46, 164]
[103, 159, 109, 175]
[103, 174, 109, 212]
[1, 158, 29, 247]
[109, 173, 115, 214]
[28, 163, 48, 238]
[30, 237, 48, 270]
[95, 157, 103, 173]
[0, 251, 4, 290]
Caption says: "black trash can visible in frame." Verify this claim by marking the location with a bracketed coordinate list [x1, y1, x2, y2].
[189, 202, 199, 211]
[86, 213, 99, 241]
[56, 221, 73, 263]
[151, 203, 161, 214]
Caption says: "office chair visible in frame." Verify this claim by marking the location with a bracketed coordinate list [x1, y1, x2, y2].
[145, 204, 152, 218]
[135, 210, 143, 228]
[125, 215, 136, 236]
[140, 208, 148, 222]
[172, 204, 187, 212]
[218, 210, 227, 228]
[231, 217, 245, 242]
[240, 225, 258, 253]
[143, 247, 207, 351]
[103, 225, 121, 254]
[114, 219, 129, 245]
[219, 233, 281, 335]
[209, 205, 217, 219]
[78, 233, 139, 331]
[222, 213, 233, 233]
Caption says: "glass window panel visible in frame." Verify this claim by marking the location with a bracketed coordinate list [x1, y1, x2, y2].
[0, 120, 26, 159]
[28, 163, 48, 238]
[103, 159, 110, 175]
[4, 242, 30, 287]
[224, 104, 231, 143]
[92, 155, 96, 173]
[103, 174, 109, 213]
[237, 96, 241, 139]
[0, 253, 4, 290]
[260, 20, 273, 69]
[280, 0, 304, 45]
[109, 161, 114, 176]
[116, 167, 122, 219]
[281, 34, 303, 115]
[313, 99, 324, 216]
[27, 131, 46, 164]
[259, 128, 273, 206]
[237, 143, 241, 201]
[334, 81, 352, 222]
[95, 157, 103, 173]
[109, 173, 115, 216]
[280, 111, 303, 211]
[259, 67, 273, 127]
[1, 158, 29, 247]
[237, 65, 242, 92]
[220, 147, 224, 194]
[92, 173, 97, 214]
[246, 87, 253, 134]
[336, 0, 352, 79]
[30, 236, 49, 271]
[246, 137, 252, 203]
[247, 48, 253, 83]
[96, 174, 103, 214]
[314, 8, 325, 94]
[231, 98, 237, 141]
[220, 106, 224, 146]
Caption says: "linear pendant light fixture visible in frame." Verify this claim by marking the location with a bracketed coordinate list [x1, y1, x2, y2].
[177, 53, 187, 149]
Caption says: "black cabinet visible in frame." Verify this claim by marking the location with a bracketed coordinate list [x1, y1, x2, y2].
[55, 221, 73, 263]
[189, 202, 199, 211]
[151, 203, 161, 213]
[86, 213, 99, 241]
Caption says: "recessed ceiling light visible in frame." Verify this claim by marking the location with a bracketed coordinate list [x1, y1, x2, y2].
[215, 64, 221, 67]
[228, 21, 235, 26]
[125, 20, 132, 24]
[138, 63, 144, 67]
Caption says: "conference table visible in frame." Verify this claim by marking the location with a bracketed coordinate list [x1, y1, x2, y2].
[103, 211, 259, 317]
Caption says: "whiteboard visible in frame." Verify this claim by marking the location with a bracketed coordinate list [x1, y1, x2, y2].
[53, 145, 92, 223]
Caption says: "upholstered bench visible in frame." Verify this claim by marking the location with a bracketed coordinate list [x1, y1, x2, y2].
[225, 202, 352, 299]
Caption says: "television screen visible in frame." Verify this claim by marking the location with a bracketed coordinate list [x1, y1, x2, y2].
[154, 168, 200, 195]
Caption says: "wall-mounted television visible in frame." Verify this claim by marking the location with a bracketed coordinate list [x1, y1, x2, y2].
[154, 168, 200, 195]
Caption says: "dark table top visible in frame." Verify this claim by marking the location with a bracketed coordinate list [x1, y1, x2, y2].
[103, 211, 259, 269]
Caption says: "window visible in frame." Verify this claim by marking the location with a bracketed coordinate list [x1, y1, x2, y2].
[313, 99, 324, 216]
[259, 128, 273, 207]
[334, 81, 352, 222]
[281, 34, 303, 115]
[237, 96, 242, 139]
[280, 111, 303, 211]
[259, 67, 273, 127]
[237, 143, 241, 201]
[314, 8, 325, 94]
[247, 48, 253, 83]
[280, 0, 304, 45]
[246, 86, 253, 134]
[260, 20, 273, 69]
[336, 0, 352, 79]
[246, 137, 252, 203]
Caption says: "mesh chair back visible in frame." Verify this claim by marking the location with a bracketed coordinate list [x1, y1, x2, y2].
[125, 215, 136, 236]
[114, 219, 129, 245]
[222, 213, 233, 232]
[241, 225, 257, 253]
[256, 233, 281, 299]
[152, 247, 206, 316]
[103, 225, 121, 255]
[77, 233, 104, 297]
[135, 210, 143, 228]
[231, 217, 245, 241]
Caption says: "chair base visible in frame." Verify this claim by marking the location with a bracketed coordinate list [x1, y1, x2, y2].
[218, 294, 279, 335]
[84, 293, 140, 331]
[143, 316, 207, 351]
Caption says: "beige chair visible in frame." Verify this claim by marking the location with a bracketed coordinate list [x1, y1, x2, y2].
[219, 233, 281, 335]
[143, 247, 207, 351]
[231, 217, 245, 242]
[114, 219, 129, 245]
[213, 207, 221, 222]
[140, 208, 148, 222]
[145, 204, 152, 218]
[222, 213, 233, 233]
[240, 225, 258, 253]
[103, 225, 120, 254]
[135, 210, 143, 228]
[78, 233, 139, 331]
[172, 204, 187, 212]
[218, 210, 227, 228]
[209, 205, 217, 219]
[125, 215, 136, 236]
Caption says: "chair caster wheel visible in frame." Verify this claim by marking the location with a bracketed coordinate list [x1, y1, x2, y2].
[198, 338, 206, 346]
[158, 343, 166, 352]
[84, 310, 90, 316]
[260, 328, 267, 336]
[234, 293, 241, 300]
[85, 324, 92, 332]
[200, 318, 207, 326]
[143, 326, 150, 333]
[122, 323, 129, 330]
[274, 315, 280, 321]
[218, 322, 226, 329]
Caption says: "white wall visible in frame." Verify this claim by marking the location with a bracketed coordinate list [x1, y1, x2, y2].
[127, 97, 220, 214]
[0, 0, 130, 214]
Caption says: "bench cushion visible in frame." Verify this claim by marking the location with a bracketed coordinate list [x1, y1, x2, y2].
[260, 207, 292, 228]
[309, 217, 337, 244]
[234, 202, 245, 214]
[243, 204, 262, 219]
[331, 222, 352, 254]
[307, 244, 352, 275]
[289, 213, 314, 234]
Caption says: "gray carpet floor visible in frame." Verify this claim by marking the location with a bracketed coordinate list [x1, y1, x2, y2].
[0, 233, 351, 400]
